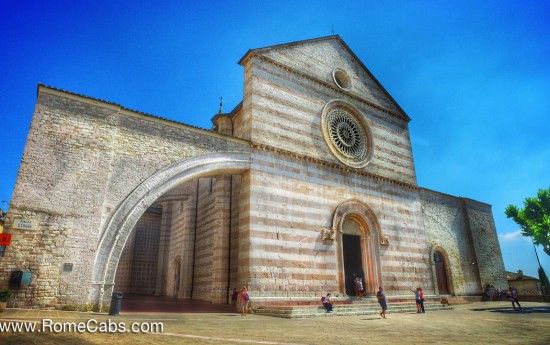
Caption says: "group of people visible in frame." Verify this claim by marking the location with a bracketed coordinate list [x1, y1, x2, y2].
[410, 287, 425, 313]
[354, 275, 366, 300]
[237, 284, 523, 319]
[231, 286, 251, 316]
[322, 286, 388, 318]
[322, 284, 525, 318]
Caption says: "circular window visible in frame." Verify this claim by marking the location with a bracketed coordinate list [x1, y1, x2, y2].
[332, 68, 351, 90]
[321, 100, 373, 168]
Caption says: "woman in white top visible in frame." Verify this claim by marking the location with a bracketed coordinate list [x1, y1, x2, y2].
[322, 292, 333, 313]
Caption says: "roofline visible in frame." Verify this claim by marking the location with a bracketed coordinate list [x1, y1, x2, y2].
[36, 83, 250, 146]
[419, 187, 493, 207]
[237, 35, 410, 121]
[238, 35, 340, 65]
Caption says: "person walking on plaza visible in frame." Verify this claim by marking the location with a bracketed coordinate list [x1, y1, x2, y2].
[507, 287, 522, 310]
[322, 292, 333, 314]
[410, 287, 421, 313]
[376, 286, 387, 318]
[240, 286, 250, 316]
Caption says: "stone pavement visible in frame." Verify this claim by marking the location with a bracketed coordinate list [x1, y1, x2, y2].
[1, 301, 549, 344]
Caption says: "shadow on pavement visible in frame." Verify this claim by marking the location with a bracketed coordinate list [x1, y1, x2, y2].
[121, 294, 233, 314]
[471, 306, 550, 314]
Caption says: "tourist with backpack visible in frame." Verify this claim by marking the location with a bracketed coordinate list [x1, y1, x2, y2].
[240, 286, 250, 316]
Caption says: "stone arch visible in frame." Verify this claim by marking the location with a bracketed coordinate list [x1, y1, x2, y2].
[331, 199, 384, 295]
[430, 245, 454, 295]
[90, 152, 251, 307]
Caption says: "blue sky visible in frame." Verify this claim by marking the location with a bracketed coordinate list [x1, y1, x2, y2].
[1, 1, 549, 279]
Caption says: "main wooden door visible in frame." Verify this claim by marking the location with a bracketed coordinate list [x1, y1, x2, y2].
[343, 234, 364, 296]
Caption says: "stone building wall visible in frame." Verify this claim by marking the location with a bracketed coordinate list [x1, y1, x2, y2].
[114, 219, 137, 294]
[191, 176, 235, 303]
[243, 148, 433, 300]
[1, 36, 507, 309]
[164, 185, 195, 299]
[239, 39, 417, 186]
[236, 37, 431, 300]
[463, 199, 508, 289]
[1, 86, 249, 308]
[420, 188, 507, 295]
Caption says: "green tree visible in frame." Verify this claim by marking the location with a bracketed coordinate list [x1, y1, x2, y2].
[505, 187, 550, 256]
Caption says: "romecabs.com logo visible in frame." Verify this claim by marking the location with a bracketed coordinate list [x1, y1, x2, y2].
[0, 319, 164, 333]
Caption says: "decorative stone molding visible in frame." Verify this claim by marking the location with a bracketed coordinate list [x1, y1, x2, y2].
[250, 143, 418, 190]
[321, 227, 336, 241]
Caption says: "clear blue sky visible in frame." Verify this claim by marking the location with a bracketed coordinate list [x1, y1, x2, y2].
[1, 1, 549, 279]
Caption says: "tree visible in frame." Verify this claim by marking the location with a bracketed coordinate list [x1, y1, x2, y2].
[505, 187, 550, 256]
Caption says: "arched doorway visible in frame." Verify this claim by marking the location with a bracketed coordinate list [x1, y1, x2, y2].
[342, 231, 364, 295]
[434, 250, 450, 294]
[332, 199, 384, 296]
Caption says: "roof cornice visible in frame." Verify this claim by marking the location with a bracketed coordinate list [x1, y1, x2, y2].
[251, 142, 419, 190]
[36, 83, 250, 146]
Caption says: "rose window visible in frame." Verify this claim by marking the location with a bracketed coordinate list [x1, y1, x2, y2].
[321, 100, 373, 168]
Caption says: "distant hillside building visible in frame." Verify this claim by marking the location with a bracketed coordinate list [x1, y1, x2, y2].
[1, 36, 507, 309]
[506, 270, 541, 295]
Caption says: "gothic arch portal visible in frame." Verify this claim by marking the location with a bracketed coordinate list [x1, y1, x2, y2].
[331, 199, 384, 295]
[430, 246, 453, 295]
[90, 152, 251, 308]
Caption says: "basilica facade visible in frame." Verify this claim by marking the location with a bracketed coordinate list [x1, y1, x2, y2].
[1, 36, 507, 309]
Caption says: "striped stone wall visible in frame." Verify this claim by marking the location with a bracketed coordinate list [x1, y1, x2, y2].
[2, 37, 506, 309]
[243, 148, 433, 300]
[164, 185, 195, 299]
[240, 39, 417, 186]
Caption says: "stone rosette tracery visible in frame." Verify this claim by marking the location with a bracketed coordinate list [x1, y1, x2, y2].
[321, 99, 373, 168]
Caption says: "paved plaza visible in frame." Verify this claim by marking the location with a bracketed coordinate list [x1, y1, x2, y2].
[1, 301, 549, 344]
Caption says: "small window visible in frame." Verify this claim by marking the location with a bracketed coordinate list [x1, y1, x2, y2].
[332, 68, 352, 90]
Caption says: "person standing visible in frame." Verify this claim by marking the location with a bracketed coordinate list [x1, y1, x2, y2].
[240, 286, 250, 316]
[355, 277, 364, 300]
[418, 287, 425, 313]
[410, 287, 421, 313]
[376, 286, 387, 318]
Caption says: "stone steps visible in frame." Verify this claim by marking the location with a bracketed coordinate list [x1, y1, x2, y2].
[254, 302, 452, 318]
